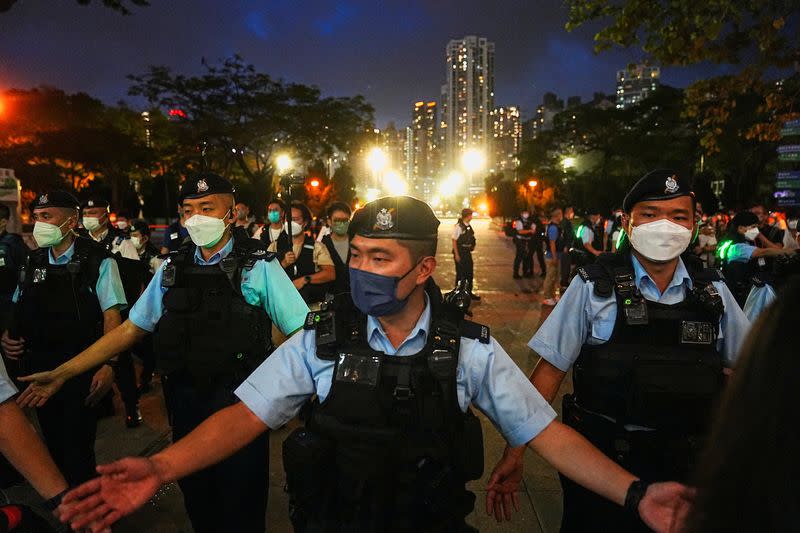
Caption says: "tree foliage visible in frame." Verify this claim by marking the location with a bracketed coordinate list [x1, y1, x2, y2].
[127, 55, 374, 215]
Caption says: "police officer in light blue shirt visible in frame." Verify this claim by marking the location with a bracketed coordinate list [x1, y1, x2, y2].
[1, 190, 126, 486]
[489, 170, 752, 533]
[55, 196, 692, 533]
[16, 175, 309, 533]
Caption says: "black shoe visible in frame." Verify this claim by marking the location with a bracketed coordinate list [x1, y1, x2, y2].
[125, 407, 143, 429]
[469, 293, 481, 301]
[513, 273, 522, 279]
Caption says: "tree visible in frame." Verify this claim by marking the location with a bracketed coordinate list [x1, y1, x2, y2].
[565, 0, 800, 150]
[0, 0, 149, 15]
[127, 55, 374, 216]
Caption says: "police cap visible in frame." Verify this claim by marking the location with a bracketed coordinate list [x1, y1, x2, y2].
[622, 169, 694, 213]
[81, 195, 110, 210]
[349, 196, 439, 241]
[31, 190, 80, 211]
[130, 219, 151, 236]
[729, 211, 759, 230]
[179, 173, 236, 203]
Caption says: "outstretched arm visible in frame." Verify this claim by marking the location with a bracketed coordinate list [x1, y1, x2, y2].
[60, 402, 268, 532]
[17, 319, 148, 407]
[0, 399, 67, 500]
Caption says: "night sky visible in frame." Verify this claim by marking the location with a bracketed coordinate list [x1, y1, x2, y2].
[0, 0, 735, 126]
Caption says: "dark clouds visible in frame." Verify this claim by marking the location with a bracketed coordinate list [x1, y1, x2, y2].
[0, 0, 734, 125]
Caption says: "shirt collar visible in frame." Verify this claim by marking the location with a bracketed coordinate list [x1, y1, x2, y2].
[630, 254, 693, 293]
[366, 293, 431, 354]
[89, 228, 109, 243]
[193, 236, 234, 265]
[49, 241, 76, 265]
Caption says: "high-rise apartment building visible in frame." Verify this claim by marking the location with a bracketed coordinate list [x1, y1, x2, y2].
[442, 35, 495, 184]
[616, 64, 660, 109]
[491, 106, 521, 173]
[411, 102, 439, 180]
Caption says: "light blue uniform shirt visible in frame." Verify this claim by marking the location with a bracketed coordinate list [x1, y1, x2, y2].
[129, 237, 309, 335]
[726, 243, 756, 263]
[743, 284, 776, 322]
[0, 357, 17, 404]
[12, 241, 127, 312]
[236, 296, 557, 448]
[529, 255, 749, 372]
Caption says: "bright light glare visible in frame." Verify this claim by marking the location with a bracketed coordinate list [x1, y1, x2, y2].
[383, 170, 407, 195]
[528, 180, 538, 188]
[479, 202, 488, 213]
[310, 179, 320, 188]
[366, 188, 381, 202]
[275, 154, 293, 174]
[367, 148, 388, 174]
[431, 196, 442, 209]
[439, 172, 464, 197]
[461, 149, 486, 173]
[562, 157, 576, 170]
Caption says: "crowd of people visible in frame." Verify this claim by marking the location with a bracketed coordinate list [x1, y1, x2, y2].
[0, 168, 797, 533]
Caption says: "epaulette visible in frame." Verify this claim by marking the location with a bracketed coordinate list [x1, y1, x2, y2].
[693, 267, 725, 286]
[576, 263, 613, 298]
[234, 238, 276, 270]
[461, 320, 490, 344]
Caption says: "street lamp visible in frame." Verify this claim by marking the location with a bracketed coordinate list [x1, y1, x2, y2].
[275, 153, 293, 175]
[367, 147, 388, 189]
[383, 170, 407, 195]
[561, 156, 576, 171]
[461, 148, 486, 202]
[528, 179, 538, 188]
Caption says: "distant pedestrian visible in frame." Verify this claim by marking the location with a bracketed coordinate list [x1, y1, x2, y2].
[512, 210, 534, 279]
[542, 208, 563, 306]
[452, 208, 480, 300]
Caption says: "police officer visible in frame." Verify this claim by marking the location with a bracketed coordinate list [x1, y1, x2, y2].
[58, 195, 693, 533]
[489, 170, 752, 532]
[569, 208, 604, 268]
[0, 205, 28, 329]
[717, 211, 794, 306]
[452, 208, 480, 300]
[319, 201, 352, 295]
[16, 174, 310, 533]
[1, 191, 125, 486]
[742, 231, 800, 321]
[81, 196, 142, 427]
[512, 209, 534, 279]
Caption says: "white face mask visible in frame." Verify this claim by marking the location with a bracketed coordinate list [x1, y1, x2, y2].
[130, 236, 143, 250]
[629, 219, 693, 262]
[184, 210, 230, 248]
[788, 220, 798, 230]
[744, 227, 760, 242]
[116, 220, 128, 230]
[82, 216, 103, 232]
[33, 219, 71, 248]
[285, 221, 304, 236]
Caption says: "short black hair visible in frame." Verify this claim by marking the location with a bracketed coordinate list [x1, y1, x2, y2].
[461, 208, 473, 218]
[290, 202, 313, 225]
[0, 205, 10, 221]
[267, 198, 286, 212]
[327, 201, 352, 218]
[130, 219, 151, 236]
[397, 238, 438, 262]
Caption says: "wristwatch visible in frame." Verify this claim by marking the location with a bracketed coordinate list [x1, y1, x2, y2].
[304, 275, 312, 285]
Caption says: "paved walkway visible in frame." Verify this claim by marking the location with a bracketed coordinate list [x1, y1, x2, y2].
[6, 217, 570, 532]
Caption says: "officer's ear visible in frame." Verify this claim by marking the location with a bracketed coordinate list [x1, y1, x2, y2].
[415, 255, 437, 286]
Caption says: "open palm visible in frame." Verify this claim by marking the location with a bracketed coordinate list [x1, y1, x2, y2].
[60, 457, 163, 533]
[16, 371, 65, 408]
[639, 481, 695, 533]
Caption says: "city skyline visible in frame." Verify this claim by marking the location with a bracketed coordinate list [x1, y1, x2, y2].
[0, 0, 739, 128]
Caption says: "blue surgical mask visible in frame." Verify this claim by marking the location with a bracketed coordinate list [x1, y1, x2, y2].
[349, 262, 420, 317]
[268, 210, 281, 224]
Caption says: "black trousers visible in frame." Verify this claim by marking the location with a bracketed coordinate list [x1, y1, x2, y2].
[532, 237, 546, 275]
[114, 351, 139, 414]
[559, 396, 695, 533]
[162, 373, 268, 533]
[36, 373, 98, 486]
[132, 337, 156, 388]
[560, 250, 573, 287]
[454, 251, 474, 291]
[513, 238, 532, 276]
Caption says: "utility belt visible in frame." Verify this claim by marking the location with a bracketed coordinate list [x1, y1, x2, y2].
[457, 243, 475, 251]
[562, 394, 701, 480]
[160, 345, 273, 396]
[568, 247, 593, 267]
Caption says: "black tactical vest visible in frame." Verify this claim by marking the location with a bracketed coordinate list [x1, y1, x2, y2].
[285, 235, 316, 280]
[456, 220, 476, 252]
[515, 217, 533, 240]
[94, 227, 145, 308]
[152, 239, 274, 390]
[573, 252, 725, 434]
[286, 287, 486, 530]
[321, 234, 350, 295]
[0, 232, 26, 310]
[15, 237, 106, 373]
[752, 252, 800, 292]
[573, 223, 603, 253]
